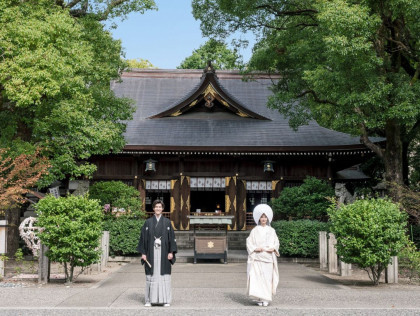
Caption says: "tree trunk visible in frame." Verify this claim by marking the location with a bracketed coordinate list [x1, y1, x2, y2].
[70, 263, 74, 283]
[64, 262, 69, 282]
[402, 141, 409, 185]
[383, 120, 404, 201]
[5, 207, 20, 257]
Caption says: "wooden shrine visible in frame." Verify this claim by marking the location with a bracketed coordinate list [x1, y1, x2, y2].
[90, 64, 382, 230]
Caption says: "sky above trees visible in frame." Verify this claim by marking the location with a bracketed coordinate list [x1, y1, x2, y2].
[106, 0, 255, 68]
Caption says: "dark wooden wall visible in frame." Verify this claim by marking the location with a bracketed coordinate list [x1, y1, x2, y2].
[91, 155, 332, 181]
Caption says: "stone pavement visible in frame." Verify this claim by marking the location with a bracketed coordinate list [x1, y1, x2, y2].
[0, 261, 419, 315]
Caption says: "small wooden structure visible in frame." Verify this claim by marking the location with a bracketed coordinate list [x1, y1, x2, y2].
[188, 215, 234, 263]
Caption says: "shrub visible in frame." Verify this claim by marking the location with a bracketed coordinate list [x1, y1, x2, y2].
[89, 181, 146, 256]
[398, 240, 420, 282]
[103, 215, 145, 256]
[328, 198, 408, 285]
[36, 195, 103, 283]
[272, 220, 330, 258]
[89, 181, 142, 215]
[409, 225, 420, 250]
[271, 177, 334, 221]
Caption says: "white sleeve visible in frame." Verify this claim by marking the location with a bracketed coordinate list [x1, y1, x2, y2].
[246, 229, 257, 255]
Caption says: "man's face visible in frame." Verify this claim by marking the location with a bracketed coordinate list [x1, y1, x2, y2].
[153, 203, 163, 216]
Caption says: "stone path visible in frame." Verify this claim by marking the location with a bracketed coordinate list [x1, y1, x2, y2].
[0, 262, 419, 315]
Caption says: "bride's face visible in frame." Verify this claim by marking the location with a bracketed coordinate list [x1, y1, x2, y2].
[259, 214, 268, 226]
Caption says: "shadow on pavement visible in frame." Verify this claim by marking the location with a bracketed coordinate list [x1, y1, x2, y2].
[225, 292, 254, 306]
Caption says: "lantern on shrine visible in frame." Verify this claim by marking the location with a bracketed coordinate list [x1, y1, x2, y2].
[263, 161, 275, 173]
[144, 158, 157, 172]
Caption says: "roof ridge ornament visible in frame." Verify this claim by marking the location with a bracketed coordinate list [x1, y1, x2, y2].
[202, 60, 217, 78]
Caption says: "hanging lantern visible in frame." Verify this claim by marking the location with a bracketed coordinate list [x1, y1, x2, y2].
[263, 161, 275, 173]
[144, 158, 157, 172]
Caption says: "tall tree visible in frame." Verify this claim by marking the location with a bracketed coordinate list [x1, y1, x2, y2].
[192, 0, 420, 198]
[0, 0, 155, 187]
[57, 0, 156, 20]
[178, 39, 243, 69]
[126, 58, 157, 69]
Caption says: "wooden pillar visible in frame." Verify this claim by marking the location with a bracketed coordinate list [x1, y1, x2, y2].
[0, 257, 4, 278]
[180, 175, 190, 231]
[327, 155, 333, 184]
[339, 260, 352, 276]
[170, 179, 181, 230]
[236, 180, 246, 231]
[319, 231, 328, 270]
[385, 256, 398, 283]
[328, 233, 338, 274]
[38, 243, 50, 284]
[133, 158, 138, 188]
[5, 208, 19, 257]
[138, 179, 146, 211]
[0, 220, 7, 278]
[225, 177, 237, 230]
[97, 231, 110, 272]
[272, 180, 284, 199]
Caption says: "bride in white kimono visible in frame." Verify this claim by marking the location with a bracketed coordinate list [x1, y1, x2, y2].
[246, 204, 280, 306]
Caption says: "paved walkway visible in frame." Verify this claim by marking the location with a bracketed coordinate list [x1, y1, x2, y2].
[0, 262, 419, 315]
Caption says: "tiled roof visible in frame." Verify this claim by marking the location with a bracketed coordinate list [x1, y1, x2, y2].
[112, 69, 380, 151]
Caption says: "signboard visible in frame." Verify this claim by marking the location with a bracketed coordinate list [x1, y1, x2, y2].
[48, 187, 60, 198]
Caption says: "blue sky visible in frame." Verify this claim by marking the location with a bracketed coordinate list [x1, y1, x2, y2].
[107, 0, 254, 69]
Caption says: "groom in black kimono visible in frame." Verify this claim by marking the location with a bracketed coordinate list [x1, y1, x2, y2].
[137, 199, 177, 306]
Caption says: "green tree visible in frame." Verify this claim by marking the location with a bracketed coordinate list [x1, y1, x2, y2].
[192, 0, 420, 199]
[89, 181, 143, 215]
[56, 0, 156, 20]
[36, 195, 104, 283]
[0, 0, 155, 187]
[271, 177, 335, 220]
[178, 39, 243, 69]
[126, 58, 156, 69]
[328, 198, 408, 285]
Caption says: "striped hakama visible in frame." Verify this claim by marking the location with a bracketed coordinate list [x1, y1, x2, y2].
[145, 239, 172, 304]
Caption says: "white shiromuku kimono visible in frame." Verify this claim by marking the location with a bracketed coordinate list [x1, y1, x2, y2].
[246, 225, 280, 302]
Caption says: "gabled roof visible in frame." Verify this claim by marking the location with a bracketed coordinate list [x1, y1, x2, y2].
[149, 62, 269, 120]
[111, 67, 382, 153]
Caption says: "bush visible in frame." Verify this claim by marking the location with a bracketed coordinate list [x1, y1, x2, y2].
[89, 181, 143, 215]
[103, 216, 145, 256]
[272, 220, 330, 258]
[409, 225, 420, 250]
[271, 177, 334, 221]
[89, 181, 146, 256]
[36, 195, 103, 283]
[328, 198, 408, 285]
[398, 240, 420, 282]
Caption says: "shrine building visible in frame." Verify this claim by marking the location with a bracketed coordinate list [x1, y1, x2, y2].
[91, 65, 378, 230]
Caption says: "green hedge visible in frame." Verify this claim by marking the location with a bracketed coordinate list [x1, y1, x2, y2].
[272, 220, 330, 258]
[89, 180, 142, 214]
[271, 177, 334, 221]
[410, 225, 420, 250]
[103, 217, 145, 256]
